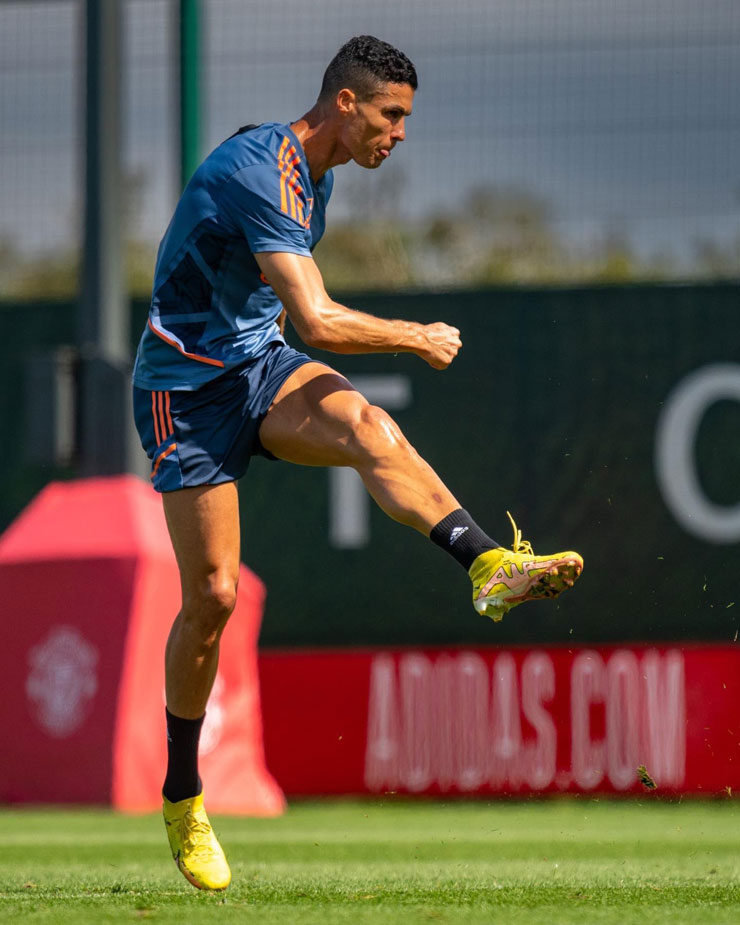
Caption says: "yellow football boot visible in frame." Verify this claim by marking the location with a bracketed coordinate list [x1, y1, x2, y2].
[470, 512, 583, 622]
[163, 791, 231, 891]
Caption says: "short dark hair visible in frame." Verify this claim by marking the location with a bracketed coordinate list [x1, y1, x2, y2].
[318, 35, 417, 103]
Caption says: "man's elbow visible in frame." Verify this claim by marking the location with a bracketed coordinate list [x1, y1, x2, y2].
[292, 312, 341, 351]
[302, 331, 341, 352]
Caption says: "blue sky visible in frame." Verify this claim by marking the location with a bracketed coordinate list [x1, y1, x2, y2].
[1, 0, 739, 270]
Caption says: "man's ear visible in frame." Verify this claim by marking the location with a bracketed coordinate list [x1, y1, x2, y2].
[336, 88, 357, 116]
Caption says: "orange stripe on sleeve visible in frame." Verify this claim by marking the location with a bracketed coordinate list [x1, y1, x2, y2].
[277, 138, 304, 219]
[278, 137, 290, 213]
[288, 173, 303, 196]
[279, 172, 288, 214]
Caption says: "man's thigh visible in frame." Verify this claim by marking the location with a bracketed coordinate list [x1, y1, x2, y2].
[258, 362, 372, 466]
[162, 482, 241, 593]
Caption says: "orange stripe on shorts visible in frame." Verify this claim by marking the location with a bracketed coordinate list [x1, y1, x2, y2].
[157, 391, 168, 443]
[164, 391, 174, 435]
[151, 442, 177, 479]
[151, 391, 162, 445]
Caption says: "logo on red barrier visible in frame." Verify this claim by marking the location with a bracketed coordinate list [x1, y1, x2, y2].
[364, 649, 685, 793]
[25, 626, 99, 737]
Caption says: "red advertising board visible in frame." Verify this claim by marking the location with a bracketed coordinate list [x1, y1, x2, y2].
[259, 646, 740, 796]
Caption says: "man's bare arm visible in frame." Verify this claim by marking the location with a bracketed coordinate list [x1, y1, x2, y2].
[255, 251, 461, 369]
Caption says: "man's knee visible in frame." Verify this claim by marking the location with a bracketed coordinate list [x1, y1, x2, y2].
[352, 403, 413, 462]
[181, 571, 238, 641]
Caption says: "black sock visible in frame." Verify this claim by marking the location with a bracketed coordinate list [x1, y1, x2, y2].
[430, 508, 499, 570]
[163, 708, 204, 804]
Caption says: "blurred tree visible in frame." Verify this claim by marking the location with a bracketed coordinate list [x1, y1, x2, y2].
[2, 243, 79, 299]
[694, 234, 740, 279]
[314, 224, 415, 290]
[1, 184, 737, 300]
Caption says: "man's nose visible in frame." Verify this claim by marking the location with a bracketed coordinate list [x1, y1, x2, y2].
[391, 118, 406, 142]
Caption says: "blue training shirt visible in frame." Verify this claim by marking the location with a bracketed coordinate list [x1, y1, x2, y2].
[133, 122, 334, 391]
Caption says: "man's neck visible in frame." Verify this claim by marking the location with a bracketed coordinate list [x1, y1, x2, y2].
[290, 104, 350, 182]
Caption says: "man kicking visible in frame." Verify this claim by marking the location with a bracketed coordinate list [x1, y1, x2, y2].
[132, 35, 582, 891]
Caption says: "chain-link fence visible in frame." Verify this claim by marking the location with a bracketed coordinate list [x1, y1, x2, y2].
[1, 0, 739, 297]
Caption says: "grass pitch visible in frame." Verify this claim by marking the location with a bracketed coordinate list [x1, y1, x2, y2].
[2, 799, 740, 923]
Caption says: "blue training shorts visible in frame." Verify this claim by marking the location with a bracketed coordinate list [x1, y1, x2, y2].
[132, 342, 314, 492]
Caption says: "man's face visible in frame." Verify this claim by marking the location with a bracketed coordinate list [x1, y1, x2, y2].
[339, 82, 414, 169]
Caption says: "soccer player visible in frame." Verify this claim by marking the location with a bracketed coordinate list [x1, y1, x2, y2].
[132, 35, 582, 891]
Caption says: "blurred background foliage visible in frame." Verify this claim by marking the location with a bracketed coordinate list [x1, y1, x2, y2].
[2, 180, 739, 300]
[1, 0, 738, 302]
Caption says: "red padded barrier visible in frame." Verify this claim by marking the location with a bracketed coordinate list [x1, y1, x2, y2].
[0, 476, 285, 815]
[259, 645, 740, 796]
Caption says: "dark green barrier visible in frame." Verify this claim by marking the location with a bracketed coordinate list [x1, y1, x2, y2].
[0, 302, 78, 529]
[2, 284, 740, 646]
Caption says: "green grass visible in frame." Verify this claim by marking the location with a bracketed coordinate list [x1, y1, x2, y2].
[2, 799, 740, 923]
